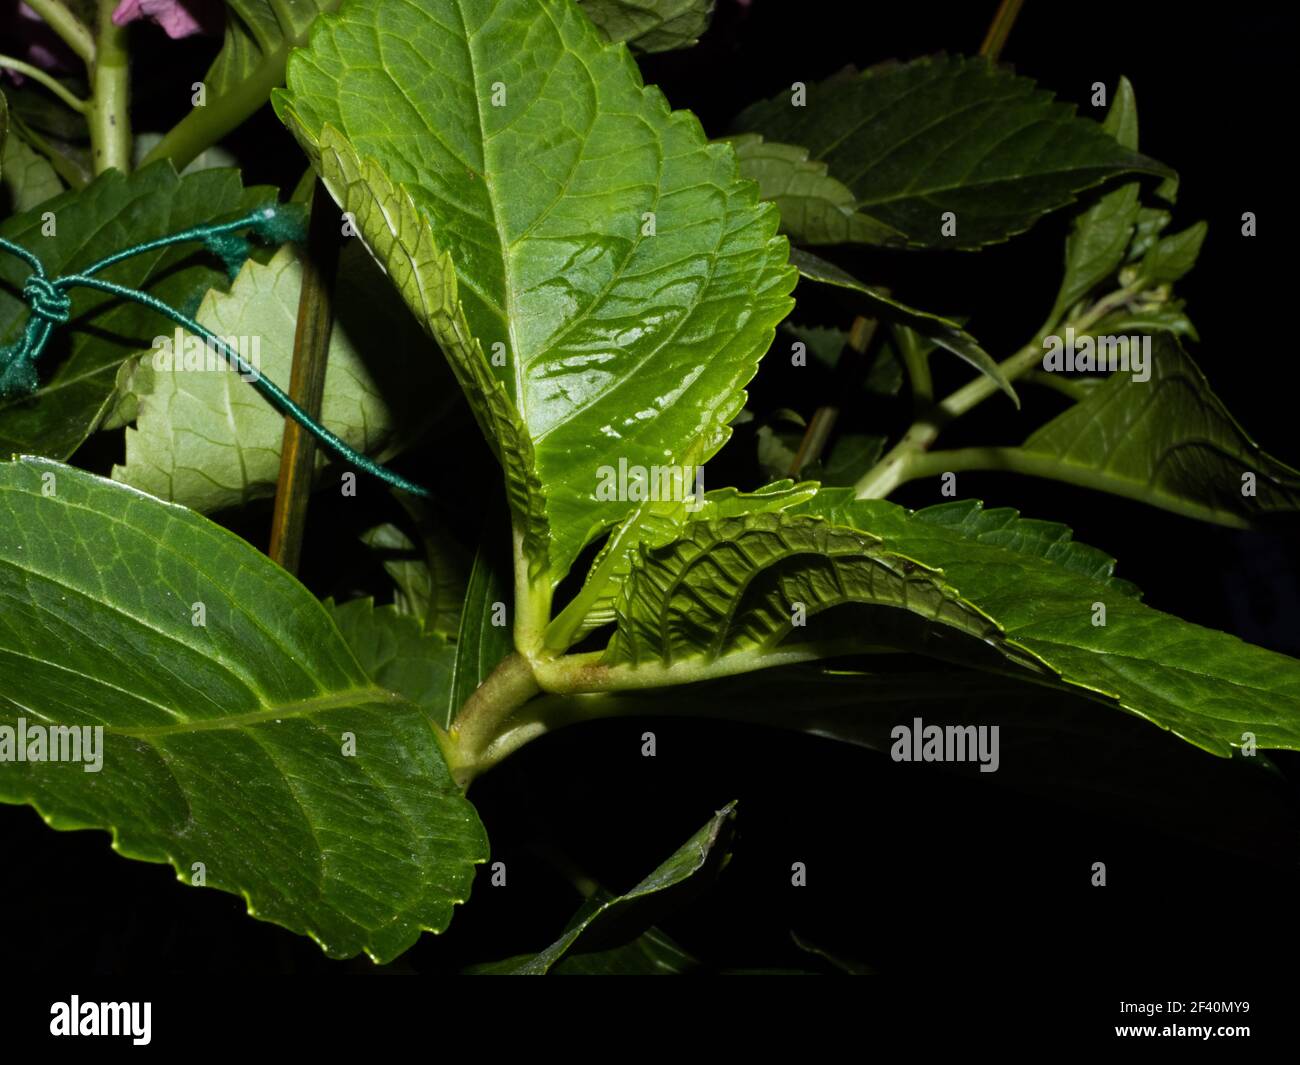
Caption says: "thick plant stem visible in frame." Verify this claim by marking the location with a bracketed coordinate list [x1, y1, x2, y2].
[446, 652, 542, 787]
[88, 1, 130, 174]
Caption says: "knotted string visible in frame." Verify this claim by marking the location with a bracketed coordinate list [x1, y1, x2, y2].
[0, 205, 430, 498]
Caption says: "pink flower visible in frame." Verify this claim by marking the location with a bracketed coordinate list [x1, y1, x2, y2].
[111, 0, 222, 39]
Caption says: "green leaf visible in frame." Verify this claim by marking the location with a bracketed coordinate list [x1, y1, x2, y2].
[447, 543, 514, 729]
[1139, 221, 1207, 284]
[790, 248, 1015, 402]
[726, 133, 905, 246]
[734, 56, 1173, 249]
[143, 0, 340, 170]
[1048, 76, 1142, 324]
[547, 925, 698, 974]
[0, 457, 487, 961]
[275, 0, 795, 583]
[0, 162, 277, 460]
[1020, 333, 1300, 526]
[468, 802, 735, 974]
[109, 244, 439, 513]
[2, 134, 63, 212]
[325, 597, 457, 722]
[604, 510, 1019, 671]
[360, 505, 469, 639]
[788, 491, 1300, 756]
[907, 499, 1139, 595]
[550, 479, 817, 648]
[577, 0, 714, 52]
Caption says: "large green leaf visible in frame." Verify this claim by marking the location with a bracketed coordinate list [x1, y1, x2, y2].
[0, 163, 276, 459]
[1015, 333, 1300, 527]
[789, 248, 1014, 401]
[275, 0, 795, 582]
[577, 0, 714, 52]
[468, 801, 734, 974]
[733, 56, 1172, 249]
[0, 457, 487, 961]
[726, 133, 904, 246]
[787, 492, 1300, 755]
[108, 244, 440, 513]
[142, 0, 340, 170]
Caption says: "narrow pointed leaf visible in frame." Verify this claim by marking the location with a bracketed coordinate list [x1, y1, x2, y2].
[790, 248, 1015, 402]
[1049, 76, 1142, 323]
[447, 543, 514, 728]
[468, 801, 735, 974]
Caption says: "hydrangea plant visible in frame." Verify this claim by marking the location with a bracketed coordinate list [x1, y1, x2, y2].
[0, 0, 1296, 973]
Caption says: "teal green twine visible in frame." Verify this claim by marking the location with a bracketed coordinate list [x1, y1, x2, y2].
[0, 204, 430, 499]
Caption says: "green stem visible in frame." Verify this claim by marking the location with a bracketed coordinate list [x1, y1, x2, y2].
[898, 447, 1250, 527]
[854, 284, 1142, 499]
[24, 0, 95, 67]
[446, 652, 542, 787]
[0, 55, 88, 113]
[88, 1, 130, 174]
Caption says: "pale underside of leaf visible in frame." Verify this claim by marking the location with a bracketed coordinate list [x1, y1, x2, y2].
[276, 0, 796, 582]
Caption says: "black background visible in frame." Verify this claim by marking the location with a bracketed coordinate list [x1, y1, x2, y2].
[2, 0, 1297, 990]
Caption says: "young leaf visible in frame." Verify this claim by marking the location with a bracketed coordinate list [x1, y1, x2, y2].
[725, 133, 905, 246]
[275, 0, 796, 584]
[790, 248, 1015, 402]
[1048, 76, 1142, 325]
[0, 457, 487, 961]
[1138, 221, 1207, 284]
[604, 511, 1015, 671]
[1018, 334, 1300, 526]
[577, 0, 715, 53]
[790, 491, 1300, 756]
[0, 163, 277, 460]
[109, 245, 440, 512]
[467, 802, 735, 974]
[734, 56, 1173, 248]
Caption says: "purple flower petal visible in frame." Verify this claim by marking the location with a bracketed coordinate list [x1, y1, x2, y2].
[111, 0, 222, 39]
